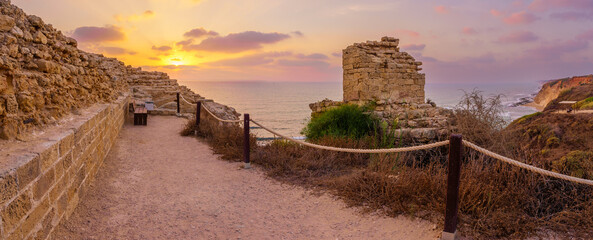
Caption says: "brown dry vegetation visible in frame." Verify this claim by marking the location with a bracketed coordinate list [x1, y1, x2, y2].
[182, 93, 593, 239]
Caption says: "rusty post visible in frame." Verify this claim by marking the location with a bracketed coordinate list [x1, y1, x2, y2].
[243, 113, 250, 169]
[442, 134, 462, 240]
[176, 92, 180, 114]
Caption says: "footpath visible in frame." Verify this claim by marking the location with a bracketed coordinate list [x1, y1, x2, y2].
[53, 115, 439, 240]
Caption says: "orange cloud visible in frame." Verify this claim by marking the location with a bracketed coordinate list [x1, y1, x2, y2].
[462, 27, 477, 35]
[503, 11, 540, 25]
[434, 5, 449, 14]
[490, 9, 503, 17]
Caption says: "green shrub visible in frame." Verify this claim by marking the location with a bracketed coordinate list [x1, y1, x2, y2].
[302, 104, 378, 140]
[546, 136, 560, 148]
[552, 150, 593, 179]
[575, 97, 593, 110]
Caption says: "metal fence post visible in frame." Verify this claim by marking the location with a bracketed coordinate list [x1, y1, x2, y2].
[243, 113, 251, 169]
[176, 92, 180, 114]
[442, 134, 462, 240]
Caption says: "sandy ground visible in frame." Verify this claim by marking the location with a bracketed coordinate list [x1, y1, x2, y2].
[53, 115, 440, 240]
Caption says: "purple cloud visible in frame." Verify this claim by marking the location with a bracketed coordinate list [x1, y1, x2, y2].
[72, 25, 125, 42]
[277, 59, 330, 69]
[176, 39, 194, 47]
[181, 31, 291, 53]
[529, 0, 593, 12]
[97, 46, 135, 55]
[522, 39, 589, 59]
[577, 29, 593, 41]
[497, 31, 539, 43]
[152, 45, 172, 52]
[296, 53, 329, 60]
[550, 11, 593, 21]
[291, 31, 304, 37]
[332, 52, 342, 57]
[183, 28, 219, 38]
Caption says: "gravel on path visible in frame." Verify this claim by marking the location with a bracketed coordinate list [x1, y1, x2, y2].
[53, 115, 440, 240]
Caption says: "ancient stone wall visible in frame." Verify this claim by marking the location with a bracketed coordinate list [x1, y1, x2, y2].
[0, 0, 216, 140]
[0, 1, 240, 239]
[0, 93, 129, 240]
[343, 37, 425, 104]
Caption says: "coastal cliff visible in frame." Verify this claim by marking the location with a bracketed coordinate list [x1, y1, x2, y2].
[527, 75, 593, 110]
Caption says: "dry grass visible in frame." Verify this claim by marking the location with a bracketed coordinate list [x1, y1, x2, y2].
[181, 95, 593, 239]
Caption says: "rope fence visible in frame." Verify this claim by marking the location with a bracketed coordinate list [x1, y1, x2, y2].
[191, 100, 593, 240]
[463, 140, 593, 186]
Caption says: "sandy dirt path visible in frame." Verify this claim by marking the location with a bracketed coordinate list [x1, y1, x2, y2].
[53, 115, 440, 240]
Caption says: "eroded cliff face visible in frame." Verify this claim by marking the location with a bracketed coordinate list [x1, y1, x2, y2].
[530, 75, 593, 110]
[0, 0, 235, 140]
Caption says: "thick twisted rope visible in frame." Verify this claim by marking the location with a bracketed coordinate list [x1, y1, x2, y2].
[179, 94, 195, 106]
[250, 119, 450, 153]
[202, 103, 242, 123]
[463, 140, 593, 186]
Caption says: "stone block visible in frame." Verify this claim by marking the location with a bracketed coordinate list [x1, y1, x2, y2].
[0, 169, 18, 205]
[20, 197, 50, 238]
[49, 131, 74, 158]
[1, 192, 32, 232]
[17, 154, 41, 188]
[33, 168, 54, 201]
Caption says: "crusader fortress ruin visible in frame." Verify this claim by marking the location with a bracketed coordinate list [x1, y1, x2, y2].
[342, 36, 425, 104]
[311, 37, 451, 142]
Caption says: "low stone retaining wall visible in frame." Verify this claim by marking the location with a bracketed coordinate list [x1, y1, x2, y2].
[0, 93, 129, 240]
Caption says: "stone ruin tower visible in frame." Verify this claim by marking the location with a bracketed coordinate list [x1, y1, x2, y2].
[342, 36, 425, 104]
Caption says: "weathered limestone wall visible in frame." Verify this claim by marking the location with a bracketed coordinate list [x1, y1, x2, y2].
[0, 0, 220, 140]
[0, 1, 240, 239]
[343, 37, 425, 104]
[0, 93, 129, 240]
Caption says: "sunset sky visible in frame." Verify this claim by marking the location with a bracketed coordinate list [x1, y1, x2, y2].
[11, 0, 593, 83]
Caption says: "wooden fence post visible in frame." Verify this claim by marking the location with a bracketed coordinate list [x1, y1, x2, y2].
[442, 134, 462, 240]
[176, 92, 180, 114]
[196, 102, 201, 126]
[243, 113, 250, 169]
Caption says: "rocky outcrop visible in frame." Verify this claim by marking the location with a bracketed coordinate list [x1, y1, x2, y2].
[528, 75, 593, 110]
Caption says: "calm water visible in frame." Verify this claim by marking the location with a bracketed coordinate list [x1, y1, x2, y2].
[181, 81, 540, 139]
